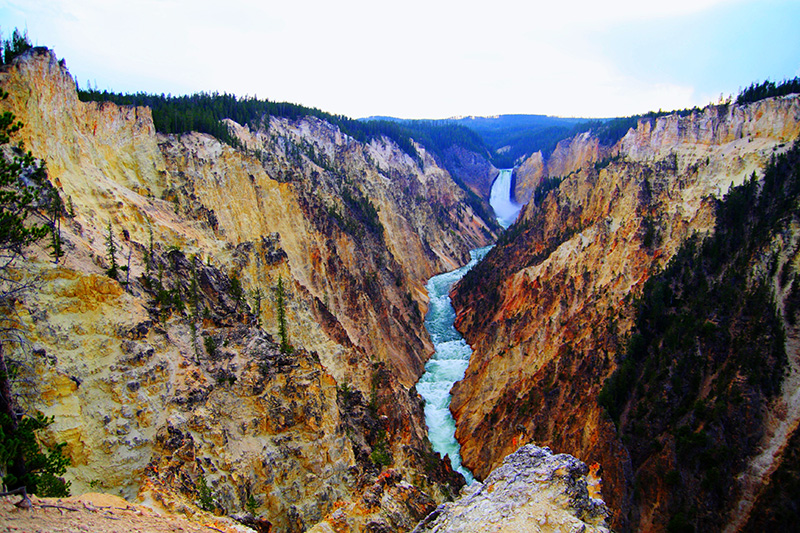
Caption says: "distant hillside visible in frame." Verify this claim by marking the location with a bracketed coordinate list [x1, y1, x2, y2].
[78, 90, 443, 162]
[452, 115, 586, 167]
[365, 114, 588, 169]
[78, 90, 501, 226]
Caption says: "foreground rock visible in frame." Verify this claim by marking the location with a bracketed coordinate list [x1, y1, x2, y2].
[412, 445, 610, 533]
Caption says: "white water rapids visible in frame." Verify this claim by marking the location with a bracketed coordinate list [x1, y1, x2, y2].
[416, 246, 491, 483]
[415, 169, 519, 483]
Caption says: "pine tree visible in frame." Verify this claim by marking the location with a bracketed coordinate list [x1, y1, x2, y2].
[2, 28, 32, 66]
[250, 287, 262, 327]
[0, 88, 70, 497]
[105, 221, 119, 279]
[275, 276, 292, 354]
[47, 189, 64, 263]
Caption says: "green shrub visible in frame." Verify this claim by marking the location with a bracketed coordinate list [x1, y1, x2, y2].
[370, 429, 392, 467]
[196, 475, 215, 512]
[204, 335, 217, 358]
[0, 412, 71, 497]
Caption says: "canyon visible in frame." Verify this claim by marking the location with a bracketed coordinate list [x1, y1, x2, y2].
[2, 43, 800, 533]
[1, 47, 496, 532]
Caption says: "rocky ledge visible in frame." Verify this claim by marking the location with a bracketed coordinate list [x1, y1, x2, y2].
[412, 445, 609, 533]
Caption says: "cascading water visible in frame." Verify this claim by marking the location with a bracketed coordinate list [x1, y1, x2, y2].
[489, 169, 522, 229]
[416, 168, 519, 483]
[415, 246, 491, 483]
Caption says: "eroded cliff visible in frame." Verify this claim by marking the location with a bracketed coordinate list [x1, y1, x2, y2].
[513, 132, 610, 204]
[0, 48, 496, 531]
[450, 97, 800, 531]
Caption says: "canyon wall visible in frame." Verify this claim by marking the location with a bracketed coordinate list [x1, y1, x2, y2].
[512, 132, 611, 204]
[0, 48, 496, 531]
[450, 96, 800, 531]
[438, 145, 499, 202]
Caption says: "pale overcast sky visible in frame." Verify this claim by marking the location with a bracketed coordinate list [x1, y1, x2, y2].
[2, 0, 799, 119]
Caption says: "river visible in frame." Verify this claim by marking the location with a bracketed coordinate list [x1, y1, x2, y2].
[415, 169, 519, 483]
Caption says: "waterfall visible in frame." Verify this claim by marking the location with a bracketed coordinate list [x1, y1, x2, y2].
[489, 169, 521, 229]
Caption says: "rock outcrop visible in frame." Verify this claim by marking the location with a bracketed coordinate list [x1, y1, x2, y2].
[0, 48, 496, 531]
[513, 132, 610, 204]
[438, 145, 499, 201]
[412, 445, 610, 533]
[450, 97, 800, 530]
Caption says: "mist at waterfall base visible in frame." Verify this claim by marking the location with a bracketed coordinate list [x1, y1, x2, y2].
[415, 169, 519, 483]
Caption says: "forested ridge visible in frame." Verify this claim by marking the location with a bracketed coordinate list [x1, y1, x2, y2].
[737, 77, 800, 105]
[77, 89, 488, 166]
[455, 78, 800, 168]
[599, 141, 800, 532]
[579, 78, 800, 152]
[77, 88, 500, 229]
[77, 77, 800, 184]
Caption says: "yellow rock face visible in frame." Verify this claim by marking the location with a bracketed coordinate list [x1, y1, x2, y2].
[1, 48, 488, 530]
[513, 100, 800, 207]
[514, 132, 609, 204]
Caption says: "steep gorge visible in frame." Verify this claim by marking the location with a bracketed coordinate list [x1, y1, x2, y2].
[0, 48, 497, 531]
[450, 96, 800, 531]
[6, 44, 800, 533]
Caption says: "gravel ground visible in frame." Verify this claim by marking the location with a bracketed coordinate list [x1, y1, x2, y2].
[0, 493, 246, 533]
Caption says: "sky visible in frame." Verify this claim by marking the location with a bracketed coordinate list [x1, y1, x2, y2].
[1, 0, 799, 120]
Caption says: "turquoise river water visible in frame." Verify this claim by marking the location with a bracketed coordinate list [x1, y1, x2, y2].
[415, 169, 520, 482]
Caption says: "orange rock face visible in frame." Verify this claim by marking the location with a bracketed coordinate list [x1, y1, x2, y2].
[450, 97, 800, 530]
